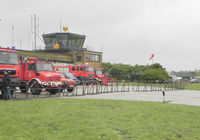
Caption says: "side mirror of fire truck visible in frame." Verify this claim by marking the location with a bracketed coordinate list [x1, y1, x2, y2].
[36, 71, 40, 76]
[19, 56, 23, 64]
[94, 69, 97, 76]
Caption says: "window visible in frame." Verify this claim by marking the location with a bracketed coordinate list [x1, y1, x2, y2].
[72, 67, 75, 71]
[0, 51, 18, 65]
[57, 68, 64, 73]
[55, 67, 69, 73]
[59, 73, 65, 78]
[86, 67, 94, 72]
[51, 37, 56, 47]
[86, 54, 100, 62]
[36, 63, 53, 71]
[80, 67, 85, 72]
[76, 67, 79, 71]
[28, 64, 36, 71]
[43, 37, 51, 46]
[43, 35, 56, 49]
[68, 35, 85, 48]
[96, 70, 102, 75]
[76, 53, 82, 62]
[57, 34, 68, 47]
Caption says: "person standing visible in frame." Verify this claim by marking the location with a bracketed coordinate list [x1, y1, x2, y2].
[2, 71, 12, 100]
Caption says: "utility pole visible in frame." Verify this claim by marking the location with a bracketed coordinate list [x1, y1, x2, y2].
[20, 40, 22, 49]
[11, 25, 14, 47]
[34, 15, 36, 50]
[31, 14, 39, 50]
[28, 31, 30, 49]
[101, 43, 103, 52]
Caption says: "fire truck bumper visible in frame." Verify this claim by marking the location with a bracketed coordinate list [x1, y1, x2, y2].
[40, 81, 63, 88]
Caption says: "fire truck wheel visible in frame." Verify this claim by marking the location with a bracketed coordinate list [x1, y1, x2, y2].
[48, 89, 58, 95]
[59, 89, 64, 92]
[67, 89, 73, 92]
[29, 80, 42, 95]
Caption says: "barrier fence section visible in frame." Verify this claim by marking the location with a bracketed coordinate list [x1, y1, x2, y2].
[131, 81, 185, 92]
[5, 81, 185, 100]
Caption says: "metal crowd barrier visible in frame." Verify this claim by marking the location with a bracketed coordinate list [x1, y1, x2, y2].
[2, 81, 185, 100]
[131, 81, 185, 92]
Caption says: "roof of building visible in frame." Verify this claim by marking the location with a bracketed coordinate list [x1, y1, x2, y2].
[17, 49, 73, 63]
[42, 32, 86, 38]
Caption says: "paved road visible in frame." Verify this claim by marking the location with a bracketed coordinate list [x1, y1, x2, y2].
[68, 90, 200, 106]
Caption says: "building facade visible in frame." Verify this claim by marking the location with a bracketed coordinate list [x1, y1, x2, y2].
[17, 32, 102, 69]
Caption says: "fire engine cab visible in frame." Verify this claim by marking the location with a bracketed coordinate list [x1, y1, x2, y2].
[19, 58, 64, 95]
[54, 64, 96, 84]
[0, 47, 20, 97]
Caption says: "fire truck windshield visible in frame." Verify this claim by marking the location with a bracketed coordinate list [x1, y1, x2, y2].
[0, 51, 18, 65]
[65, 72, 73, 77]
[86, 67, 94, 72]
[96, 70, 102, 75]
[36, 63, 53, 71]
[58, 73, 65, 78]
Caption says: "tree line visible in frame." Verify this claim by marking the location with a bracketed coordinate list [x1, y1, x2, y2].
[102, 62, 170, 82]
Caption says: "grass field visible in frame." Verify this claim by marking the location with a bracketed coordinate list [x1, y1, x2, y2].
[185, 83, 200, 91]
[0, 99, 200, 140]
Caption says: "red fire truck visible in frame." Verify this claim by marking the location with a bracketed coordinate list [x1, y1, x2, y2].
[95, 70, 104, 81]
[0, 47, 20, 97]
[18, 57, 68, 95]
[95, 70, 117, 85]
[54, 64, 96, 84]
[0, 47, 75, 96]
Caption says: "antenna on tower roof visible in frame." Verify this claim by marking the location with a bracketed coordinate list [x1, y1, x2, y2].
[60, 20, 62, 32]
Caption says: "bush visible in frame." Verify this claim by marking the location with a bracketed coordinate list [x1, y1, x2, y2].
[102, 62, 169, 81]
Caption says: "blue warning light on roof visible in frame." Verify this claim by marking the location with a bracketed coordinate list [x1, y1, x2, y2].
[12, 46, 15, 50]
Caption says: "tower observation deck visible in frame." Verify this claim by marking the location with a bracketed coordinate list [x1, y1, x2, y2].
[17, 30, 102, 69]
[42, 32, 86, 51]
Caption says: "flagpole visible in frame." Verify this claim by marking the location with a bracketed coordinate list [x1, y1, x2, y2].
[152, 57, 154, 64]
[149, 54, 154, 64]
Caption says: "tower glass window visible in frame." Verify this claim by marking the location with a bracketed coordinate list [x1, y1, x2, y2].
[68, 35, 85, 48]
[43, 33, 86, 50]
[57, 34, 68, 47]
[86, 54, 100, 62]
[43, 35, 56, 49]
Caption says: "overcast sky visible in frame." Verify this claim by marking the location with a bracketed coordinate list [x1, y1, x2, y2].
[1, 0, 200, 71]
